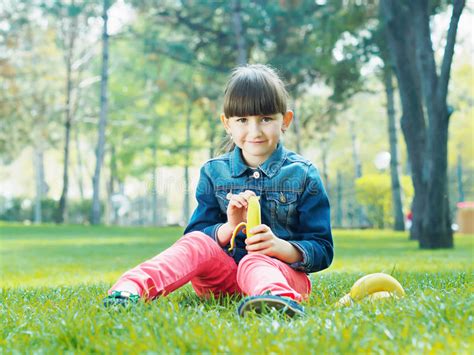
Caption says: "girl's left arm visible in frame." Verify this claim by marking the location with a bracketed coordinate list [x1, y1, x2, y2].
[184, 164, 226, 242]
[288, 164, 334, 274]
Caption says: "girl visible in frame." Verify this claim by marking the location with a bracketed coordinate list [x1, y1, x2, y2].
[103, 64, 333, 317]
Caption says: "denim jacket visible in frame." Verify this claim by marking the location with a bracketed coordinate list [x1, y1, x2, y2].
[184, 143, 333, 274]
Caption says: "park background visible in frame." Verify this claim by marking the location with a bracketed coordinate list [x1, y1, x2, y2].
[1, 0, 473, 353]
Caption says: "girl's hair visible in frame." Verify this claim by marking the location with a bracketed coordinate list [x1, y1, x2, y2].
[219, 64, 289, 154]
[223, 64, 289, 118]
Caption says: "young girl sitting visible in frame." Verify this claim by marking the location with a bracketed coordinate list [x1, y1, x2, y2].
[103, 64, 333, 317]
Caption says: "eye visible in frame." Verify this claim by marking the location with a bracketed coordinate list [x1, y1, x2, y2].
[261, 116, 274, 122]
[236, 117, 248, 123]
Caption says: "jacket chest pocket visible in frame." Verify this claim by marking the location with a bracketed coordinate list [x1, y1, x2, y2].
[265, 191, 298, 229]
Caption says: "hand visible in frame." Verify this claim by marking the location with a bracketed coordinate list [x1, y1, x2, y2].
[226, 190, 256, 228]
[245, 224, 303, 263]
[245, 224, 284, 256]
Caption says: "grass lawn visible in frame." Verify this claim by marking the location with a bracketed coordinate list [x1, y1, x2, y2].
[1, 224, 473, 353]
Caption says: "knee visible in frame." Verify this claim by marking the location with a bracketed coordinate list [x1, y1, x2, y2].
[183, 231, 208, 240]
[181, 231, 217, 248]
[237, 254, 273, 280]
[239, 253, 273, 267]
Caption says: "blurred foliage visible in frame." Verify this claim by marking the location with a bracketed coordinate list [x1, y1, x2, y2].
[355, 174, 414, 228]
[0, 0, 472, 225]
[0, 1, 63, 163]
[0, 197, 101, 224]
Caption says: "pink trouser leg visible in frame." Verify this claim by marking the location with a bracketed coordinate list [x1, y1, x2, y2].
[108, 232, 239, 300]
[236, 254, 311, 302]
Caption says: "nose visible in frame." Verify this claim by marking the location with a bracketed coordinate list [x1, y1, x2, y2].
[248, 120, 262, 137]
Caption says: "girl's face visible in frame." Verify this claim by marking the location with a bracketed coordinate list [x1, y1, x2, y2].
[221, 111, 293, 167]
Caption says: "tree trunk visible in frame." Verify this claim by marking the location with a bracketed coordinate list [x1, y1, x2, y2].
[183, 104, 192, 224]
[349, 119, 362, 179]
[336, 171, 343, 227]
[91, 0, 110, 225]
[349, 118, 364, 226]
[207, 102, 218, 159]
[34, 147, 46, 224]
[231, 0, 246, 65]
[209, 123, 216, 159]
[456, 150, 464, 202]
[74, 124, 85, 201]
[381, 0, 427, 240]
[107, 145, 118, 225]
[383, 66, 405, 231]
[413, 0, 464, 248]
[56, 16, 77, 224]
[151, 118, 159, 226]
[321, 136, 329, 191]
[381, 0, 465, 248]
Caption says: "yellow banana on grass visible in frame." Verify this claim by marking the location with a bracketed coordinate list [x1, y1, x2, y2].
[228, 195, 261, 252]
[336, 273, 405, 307]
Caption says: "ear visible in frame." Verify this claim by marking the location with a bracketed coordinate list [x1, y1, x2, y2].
[220, 113, 231, 134]
[282, 110, 294, 132]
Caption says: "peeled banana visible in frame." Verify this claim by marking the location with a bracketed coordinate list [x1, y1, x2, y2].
[367, 291, 393, 301]
[350, 273, 405, 300]
[336, 293, 353, 307]
[336, 273, 405, 307]
[228, 195, 261, 252]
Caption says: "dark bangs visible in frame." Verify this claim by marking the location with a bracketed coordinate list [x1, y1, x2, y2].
[223, 65, 288, 118]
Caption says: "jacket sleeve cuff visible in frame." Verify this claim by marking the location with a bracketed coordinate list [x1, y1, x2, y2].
[288, 241, 310, 273]
[202, 223, 224, 243]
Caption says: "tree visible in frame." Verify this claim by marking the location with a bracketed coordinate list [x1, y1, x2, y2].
[382, 65, 405, 231]
[0, 1, 63, 222]
[54, 1, 81, 223]
[231, 0, 246, 65]
[39, 0, 100, 223]
[91, 0, 110, 225]
[109, 1, 403, 227]
[380, 0, 466, 248]
[361, 16, 407, 232]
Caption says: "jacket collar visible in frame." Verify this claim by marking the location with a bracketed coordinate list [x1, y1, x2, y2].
[230, 143, 287, 178]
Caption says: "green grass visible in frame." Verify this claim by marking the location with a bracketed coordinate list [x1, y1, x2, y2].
[1, 224, 473, 353]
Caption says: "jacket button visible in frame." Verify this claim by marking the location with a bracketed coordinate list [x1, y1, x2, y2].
[252, 171, 260, 179]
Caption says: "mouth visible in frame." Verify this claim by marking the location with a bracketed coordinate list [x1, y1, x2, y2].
[248, 140, 266, 144]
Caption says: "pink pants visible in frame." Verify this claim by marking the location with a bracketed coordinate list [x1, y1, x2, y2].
[109, 232, 311, 302]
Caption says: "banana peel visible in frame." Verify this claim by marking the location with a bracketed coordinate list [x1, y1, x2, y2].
[336, 273, 405, 307]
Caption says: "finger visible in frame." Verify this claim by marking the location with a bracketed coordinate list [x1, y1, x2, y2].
[248, 224, 269, 235]
[246, 241, 271, 252]
[228, 199, 244, 209]
[248, 248, 273, 256]
[246, 232, 270, 245]
[231, 195, 248, 207]
[237, 190, 255, 203]
[242, 190, 256, 199]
